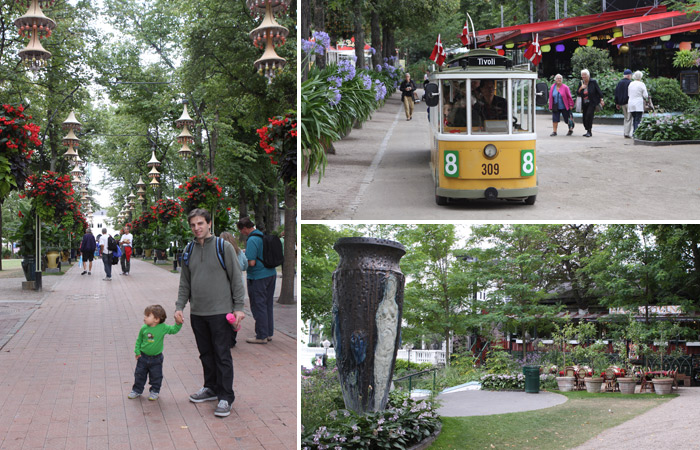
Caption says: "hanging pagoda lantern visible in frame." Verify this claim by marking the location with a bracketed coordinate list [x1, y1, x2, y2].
[175, 104, 194, 159]
[70, 165, 83, 177]
[71, 175, 81, 187]
[247, 0, 291, 81]
[15, 0, 55, 71]
[146, 150, 161, 169]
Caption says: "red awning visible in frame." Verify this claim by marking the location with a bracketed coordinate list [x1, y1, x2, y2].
[476, 6, 667, 45]
[609, 17, 700, 44]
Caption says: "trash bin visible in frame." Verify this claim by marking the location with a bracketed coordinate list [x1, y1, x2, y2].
[523, 365, 540, 393]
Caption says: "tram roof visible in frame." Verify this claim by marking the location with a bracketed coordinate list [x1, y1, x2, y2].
[433, 49, 536, 77]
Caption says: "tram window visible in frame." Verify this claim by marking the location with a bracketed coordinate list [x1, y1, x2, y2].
[472, 79, 508, 135]
[512, 79, 534, 133]
[442, 80, 467, 133]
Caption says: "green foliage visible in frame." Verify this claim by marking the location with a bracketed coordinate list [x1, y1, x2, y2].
[393, 359, 433, 377]
[634, 114, 700, 141]
[672, 49, 700, 69]
[646, 77, 692, 113]
[484, 349, 519, 374]
[300, 366, 345, 435]
[480, 373, 525, 390]
[301, 395, 441, 449]
[570, 47, 614, 78]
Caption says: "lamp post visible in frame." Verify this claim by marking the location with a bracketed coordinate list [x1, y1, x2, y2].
[404, 342, 414, 363]
[322, 339, 331, 367]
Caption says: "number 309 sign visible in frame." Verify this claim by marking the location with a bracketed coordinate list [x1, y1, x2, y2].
[520, 149, 535, 177]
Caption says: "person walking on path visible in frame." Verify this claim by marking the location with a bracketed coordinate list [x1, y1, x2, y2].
[236, 217, 277, 345]
[614, 69, 633, 138]
[219, 231, 247, 348]
[119, 225, 134, 275]
[577, 69, 604, 137]
[98, 228, 113, 281]
[628, 70, 650, 134]
[399, 72, 417, 121]
[549, 74, 575, 136]
[175, 208, 246, 418]
[128, 304, 182, 401]
[79, 228, 96, 275]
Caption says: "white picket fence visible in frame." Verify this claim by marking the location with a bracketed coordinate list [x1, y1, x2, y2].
[300, 347, 446, 369]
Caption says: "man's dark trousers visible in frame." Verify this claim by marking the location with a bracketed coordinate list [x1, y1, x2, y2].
[247, 275, 276, 340]
[190, 314, 235, 404]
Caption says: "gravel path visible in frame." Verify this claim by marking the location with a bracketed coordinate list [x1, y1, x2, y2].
[574, 387, 700, 449]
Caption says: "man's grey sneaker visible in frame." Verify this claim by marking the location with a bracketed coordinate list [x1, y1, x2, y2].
[189, 387, 217, 403]
[246, 337, 268, 344]
[127, 391, 140, 399]
[214, 400, 231, 417]
[103, 277, 112, 281]
[148, 392, 159, 401]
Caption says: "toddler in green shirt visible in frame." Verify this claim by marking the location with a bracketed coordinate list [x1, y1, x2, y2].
[128, 304, 182, 401]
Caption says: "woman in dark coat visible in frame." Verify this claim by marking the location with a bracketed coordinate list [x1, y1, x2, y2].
[577, 69, 605, 137]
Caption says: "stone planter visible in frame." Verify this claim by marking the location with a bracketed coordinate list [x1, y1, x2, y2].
[653, 378, 673, 395]
[332, 237, 406, 414]
[21, 256, 36, 281]
[617, 377, 637, 394]
[144, 249, 153, 258]
[584, 377, 605, 393]
[555, 376, 576, 392]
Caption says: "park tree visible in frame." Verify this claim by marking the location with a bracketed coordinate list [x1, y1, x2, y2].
[469, 224, 561, 360]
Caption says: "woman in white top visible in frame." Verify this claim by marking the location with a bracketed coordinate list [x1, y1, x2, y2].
[627, 70, 649, 133]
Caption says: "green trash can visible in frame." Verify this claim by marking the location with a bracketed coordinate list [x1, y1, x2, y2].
[523, 365, 540, 393]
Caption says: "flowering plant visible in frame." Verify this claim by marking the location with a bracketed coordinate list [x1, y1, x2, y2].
[634, 114, 700, 141]
[150, 198, 183, 226]
[179, 173, 222, 213]
[301, 396, 440, 449]
[0, 104, 41, 201]
[257, 113, 296, 183]
[24, 171, 78, 229]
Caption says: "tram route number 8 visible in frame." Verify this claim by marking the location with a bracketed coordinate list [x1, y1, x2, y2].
[444, 150, 459, 177]
[521, 149, 535, 177]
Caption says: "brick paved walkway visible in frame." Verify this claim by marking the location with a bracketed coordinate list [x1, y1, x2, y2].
[0, 258, 296, 449]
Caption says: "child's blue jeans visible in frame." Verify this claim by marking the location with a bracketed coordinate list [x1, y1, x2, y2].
[132, 353, 164, 394]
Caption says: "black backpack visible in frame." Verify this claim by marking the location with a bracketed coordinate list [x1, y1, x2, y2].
[183, 237, 227, 271]
[107, 235, 118, 252]
[250, 232, 284, 269]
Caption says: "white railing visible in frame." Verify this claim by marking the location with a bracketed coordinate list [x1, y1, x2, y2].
[300, 347, 445, 369]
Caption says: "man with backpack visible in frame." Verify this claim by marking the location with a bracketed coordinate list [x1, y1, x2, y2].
[236, 217, 281, 345]
[98, 228, 117, 281]
[175, 208, 246, 418]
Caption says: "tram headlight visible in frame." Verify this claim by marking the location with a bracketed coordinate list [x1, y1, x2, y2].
[484, 144, 498, 159]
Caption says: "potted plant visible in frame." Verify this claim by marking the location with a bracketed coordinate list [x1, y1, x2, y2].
[552, 322, 577, 391]
[11, 203, 36, 281]
[652, 376, 673, 395]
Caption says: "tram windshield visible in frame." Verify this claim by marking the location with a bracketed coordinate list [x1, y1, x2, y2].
[439, 77, 534, 135]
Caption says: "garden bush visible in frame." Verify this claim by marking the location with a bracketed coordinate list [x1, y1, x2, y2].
[301, 365, 345, 433]
[570, 47, 614, 79]
[480, 373, 525, 390]
[394, 359, 433, 376]
[634, 114, 700, 141]
[301, 392, 441, 449]
[484, 349, 519, 374]
[646, 76, 692, 113]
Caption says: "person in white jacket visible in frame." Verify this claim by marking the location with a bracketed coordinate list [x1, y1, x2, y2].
[627, 71, 650, 133]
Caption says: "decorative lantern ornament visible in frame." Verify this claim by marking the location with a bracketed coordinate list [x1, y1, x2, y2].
[660, 35, 671, 41]
[146, 150, 161, 169]
[61, 110, 81, 161]
[247, 0, 291, 81]
[579, 38, 588, 46]
[175, 104, 194, 159]
[541, 44, 551, 53]
[679, 41, 692, 51]
[15, 0, 55, 70]
[586, 39, 594, 47]
[136, 176, 146, 190]
[619, 44, 630, 53]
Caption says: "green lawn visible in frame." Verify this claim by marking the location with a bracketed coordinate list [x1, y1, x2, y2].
[430, 391, 675, 450]
[0, 259, 22, 269]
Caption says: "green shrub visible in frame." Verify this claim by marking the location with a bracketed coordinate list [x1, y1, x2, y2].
[393, 359, 433, 377]
[480, 373, 525, 390]
[634, 114, 700, 141]
[646, 77, 692, 113]
[484, 349, 519, 374]
[301, 396, 441, 449]
[672, 49, 700, 69]
[570, 47, 614, 78]
[301, 366, 345, 433]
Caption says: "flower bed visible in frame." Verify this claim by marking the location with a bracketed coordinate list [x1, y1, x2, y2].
[634, 114, 700, 143]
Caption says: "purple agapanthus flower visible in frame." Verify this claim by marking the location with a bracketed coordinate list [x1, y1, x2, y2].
[313, 31, 331, 50]
[338, 59, 356, 82]
[329, 87, 342, 106]
[327, 75, 342, 87]
[369, 46, 376, 55]
[360, 73, 372, 90]
[375, 64, 382, 72]
[373, 80, 386, 101]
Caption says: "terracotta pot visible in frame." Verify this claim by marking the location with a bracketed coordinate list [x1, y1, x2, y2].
[332, 237, 406, 414]
[653, 378, 673, 395]
[556, 376, 576, 392]
[584, 377, 605, 393]
[617, 377, 636, 394]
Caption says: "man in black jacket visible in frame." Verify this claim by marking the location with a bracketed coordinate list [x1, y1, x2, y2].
[577, 69, 605, 137]
[614, 69, 633, 138]
[399, 73, 417, 121]
[79, 228, 96, 275]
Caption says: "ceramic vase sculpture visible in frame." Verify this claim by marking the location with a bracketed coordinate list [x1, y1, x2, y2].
[332, 237, 406, 414]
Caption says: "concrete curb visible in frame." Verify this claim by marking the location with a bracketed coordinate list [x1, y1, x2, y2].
[633, 138, 700, 146]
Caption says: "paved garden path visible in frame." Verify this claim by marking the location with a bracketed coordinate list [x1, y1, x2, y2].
[0, 258, 296, 449]
[574, 386, 700, 449]
[437, 389, 567, 417]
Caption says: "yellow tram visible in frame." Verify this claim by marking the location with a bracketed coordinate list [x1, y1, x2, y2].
[424, 49, 538, 205]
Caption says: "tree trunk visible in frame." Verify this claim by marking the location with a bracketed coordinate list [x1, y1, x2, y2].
[209, 111, 219, 175]
[536, 0, 548, 21]
[255, 192, 266, 232]
[48, 110, 56, 172]
[313, 0, 326, 70]
[238, 189, 248, 218]
[277, 183, 296, 305]
[269, 191, 280, 231]
[301, 0, 310, 81]
[522, 322, 527, 360]
[353, 1, 365, 70]
[0, 199, 3, 271]
[371, 10, 381, 69]
[382, 26, 396, 64]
